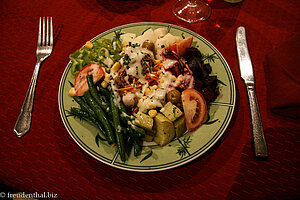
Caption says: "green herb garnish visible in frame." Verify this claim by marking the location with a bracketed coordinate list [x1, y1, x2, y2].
[123, 54, 131, 65]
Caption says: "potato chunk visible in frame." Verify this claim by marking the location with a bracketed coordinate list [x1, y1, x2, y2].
[160, 102, 183, 122]
[153, 113, 175, 146]
[134, 112, 153, 130]
[174, 116, 187, 138]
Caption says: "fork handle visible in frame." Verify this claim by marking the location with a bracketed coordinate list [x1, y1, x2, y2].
[14, 62, 41, 138]
[246, 85, 268, 157]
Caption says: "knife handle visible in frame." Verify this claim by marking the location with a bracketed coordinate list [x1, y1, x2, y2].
[246, 85, 268, 157]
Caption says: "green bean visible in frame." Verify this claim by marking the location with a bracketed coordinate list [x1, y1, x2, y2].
[110, 95, 126, 162]
[122, 128, 141, 157]
[99, 93, 109, 105]
[119, 102, 145, 137]
[87, 75, 112, 118]
[97, 85, 111, 101]
[84, 91, 116, 145]
[86, 75, 101, 104]
[124, 127, 142, 157]
[133, 138, 142, 157]
[130, 123, 145, 137]
[95, 82, 144, 158]
[73, 96, 97, 119]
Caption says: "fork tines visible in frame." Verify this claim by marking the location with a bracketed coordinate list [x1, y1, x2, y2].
[38, 17, 53, 47]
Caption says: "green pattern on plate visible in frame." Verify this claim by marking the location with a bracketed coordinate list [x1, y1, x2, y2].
[58, 22, 236, 172]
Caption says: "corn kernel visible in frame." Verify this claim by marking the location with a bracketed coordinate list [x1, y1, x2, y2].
[69, 87, 76, 97]
[85, 41, 93, 49]
[101, 81, 108, 88]
[122, 43, 127, 51]
[148, 110, 157, 118]
[160, 78, 164, 83]
[144, 87, 151, 95]
[111, 62, 121, 73]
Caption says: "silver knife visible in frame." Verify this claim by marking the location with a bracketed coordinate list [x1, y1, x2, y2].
[236, 26, 268, 157]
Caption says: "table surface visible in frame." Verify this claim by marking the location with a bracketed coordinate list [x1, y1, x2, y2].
[0, 0, 299, 199]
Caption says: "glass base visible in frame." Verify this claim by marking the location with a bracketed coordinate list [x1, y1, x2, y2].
[172, 0, 212, 23]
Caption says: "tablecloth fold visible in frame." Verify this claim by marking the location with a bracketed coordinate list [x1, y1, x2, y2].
[265, 33, 300, 119]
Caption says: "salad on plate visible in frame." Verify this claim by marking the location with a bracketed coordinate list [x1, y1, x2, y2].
[66, 27, 220, 162]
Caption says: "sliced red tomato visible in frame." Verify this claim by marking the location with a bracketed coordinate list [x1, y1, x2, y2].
[181, 88, 207, 131]
[74, 64, 105, 96]
[170, 35, 193, 57]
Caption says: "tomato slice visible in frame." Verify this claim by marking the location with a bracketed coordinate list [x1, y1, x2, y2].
[181, 88, 207, 131]
[170, 36, 193, 57]
[74, 64, 105, 96]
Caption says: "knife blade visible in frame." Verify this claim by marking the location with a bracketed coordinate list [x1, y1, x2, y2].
[236, 26, 268, 158]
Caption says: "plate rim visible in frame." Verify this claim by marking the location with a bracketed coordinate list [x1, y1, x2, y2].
[58, 22, 236, 172]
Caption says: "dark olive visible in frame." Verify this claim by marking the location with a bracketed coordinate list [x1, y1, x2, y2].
[142, 40, 155, 52]
[167, 89, 181, 104]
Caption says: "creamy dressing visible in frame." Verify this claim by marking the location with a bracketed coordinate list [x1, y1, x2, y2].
[163, 59, 178, 69]
[117, 46, 180, 113]
[158, 70, 174, 89]
[137, 70, 176, 113]
[120, 46, 154, 80]
[137, 87, 164, 113]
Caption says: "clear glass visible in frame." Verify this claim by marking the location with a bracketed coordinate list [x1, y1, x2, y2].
[172, 0, 211, 23]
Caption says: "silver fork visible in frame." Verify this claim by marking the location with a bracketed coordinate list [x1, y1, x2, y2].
[14, 17, 53, 138]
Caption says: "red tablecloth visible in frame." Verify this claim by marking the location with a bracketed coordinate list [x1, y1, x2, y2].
[1, 0, 299, 199]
